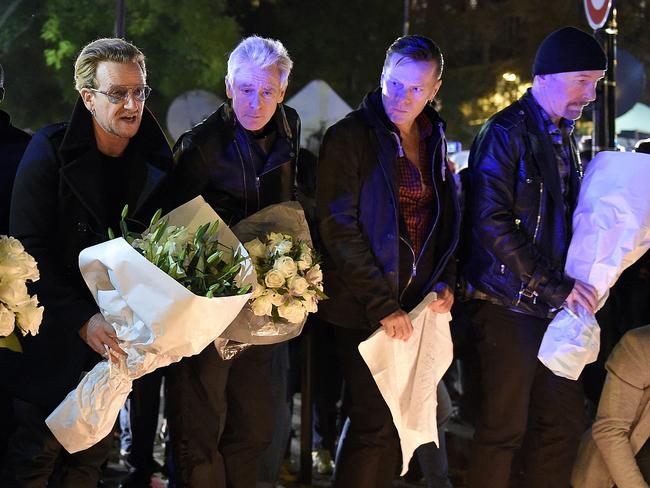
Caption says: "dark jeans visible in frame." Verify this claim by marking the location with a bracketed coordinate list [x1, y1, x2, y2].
[333, 326, 400, 488]
[311, 316, 344, 456]
[467, 302, 584, 488]
[166, 343, 276, 488]
[1, 399, 111, 488]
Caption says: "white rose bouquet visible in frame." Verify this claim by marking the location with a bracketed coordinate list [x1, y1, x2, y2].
[215, 201, 324, 358]
[245, 232, 325, 332]
[0, 236, 43, 352]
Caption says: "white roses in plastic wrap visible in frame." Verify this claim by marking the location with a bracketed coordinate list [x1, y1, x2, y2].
[0, 236, 43, 341]
[246, 232, 325, 326]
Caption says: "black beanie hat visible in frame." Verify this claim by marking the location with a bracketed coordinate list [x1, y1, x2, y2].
[533, 27, 607, 76]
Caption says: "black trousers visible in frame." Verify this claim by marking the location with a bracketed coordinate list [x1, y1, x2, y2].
[0, 399, 111, 488]
[467, 302, 584, 488]
[126, 368, 164, 473]
[166, 343, 276, 488]
[333, 326, 400, 488]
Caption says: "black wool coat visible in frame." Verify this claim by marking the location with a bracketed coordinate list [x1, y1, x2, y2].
[9, 98, 173, 412]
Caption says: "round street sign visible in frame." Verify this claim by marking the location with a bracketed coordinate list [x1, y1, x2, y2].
[584, 0, 612, 30]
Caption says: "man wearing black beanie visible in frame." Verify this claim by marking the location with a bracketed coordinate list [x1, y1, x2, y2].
[461, 27, 606, 487]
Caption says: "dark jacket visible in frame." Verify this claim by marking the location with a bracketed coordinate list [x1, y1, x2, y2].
[0, 109, 31, 235]
[316, 89, 460, 329]
[172, 102, 300, 226]
[9, 98, 173, 411]
[462, 90, 581, 318]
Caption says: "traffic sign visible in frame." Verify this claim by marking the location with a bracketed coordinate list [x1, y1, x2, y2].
[584, 0, 613, 30]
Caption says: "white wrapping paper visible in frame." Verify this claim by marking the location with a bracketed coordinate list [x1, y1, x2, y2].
[46, 197, 255, 453]
[539, 152, 650, 379]
[358, 293, 453, 475]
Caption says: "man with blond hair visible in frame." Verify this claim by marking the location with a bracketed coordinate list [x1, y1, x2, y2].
[166, 35, 300, 488]
[3, 38, 172, 487]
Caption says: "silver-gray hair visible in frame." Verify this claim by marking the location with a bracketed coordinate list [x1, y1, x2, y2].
[226, 36, 293, 89]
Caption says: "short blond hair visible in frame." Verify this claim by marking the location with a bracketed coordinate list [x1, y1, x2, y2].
[74, 38, 146, 91]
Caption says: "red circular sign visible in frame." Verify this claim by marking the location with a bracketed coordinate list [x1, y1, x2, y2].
[584, 0, 612, 30]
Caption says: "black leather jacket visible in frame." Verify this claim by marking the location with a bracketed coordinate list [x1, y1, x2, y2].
[172, 102, 300, 226]
[462, 90, 582, 318]
[316, 89, 460, 329]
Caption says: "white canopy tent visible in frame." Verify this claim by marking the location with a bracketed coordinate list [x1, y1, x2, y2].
[616, 103, 650, 134]
[287, 79, 352, 153]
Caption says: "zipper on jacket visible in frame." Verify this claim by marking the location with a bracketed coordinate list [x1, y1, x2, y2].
[391, 132, 405, 158]
[398, 133, 444, 303]
[515, 181, 544, 306]
[233, 139, 249, 217]
[532, 182, 544, 243]
[399, 235, 417, 302]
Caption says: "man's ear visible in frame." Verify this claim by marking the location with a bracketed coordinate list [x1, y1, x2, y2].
[431, 78, 442, 100]
[79, 88, 94, 112]
[225, 77, 233, 99]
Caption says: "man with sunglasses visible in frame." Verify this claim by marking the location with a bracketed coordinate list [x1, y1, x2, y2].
[4, 38, 173, 487]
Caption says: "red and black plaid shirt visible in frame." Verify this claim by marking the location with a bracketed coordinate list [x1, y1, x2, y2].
[398, 115, 434, 257]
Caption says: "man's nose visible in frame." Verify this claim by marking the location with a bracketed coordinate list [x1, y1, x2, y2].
[249, 92, 262, 108]
[123, 93, 138, 109]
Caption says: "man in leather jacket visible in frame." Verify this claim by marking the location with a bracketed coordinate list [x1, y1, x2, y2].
[165, 36, 300, 488]
[316, 35, 460, 488]
[462, 27, 606, 488]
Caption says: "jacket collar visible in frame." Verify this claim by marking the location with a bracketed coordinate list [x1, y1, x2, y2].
[356, 88, 447, 211]
[0, 109, 10, 134]
[519, 90, 567, 208]
[58, 97, 172, 225]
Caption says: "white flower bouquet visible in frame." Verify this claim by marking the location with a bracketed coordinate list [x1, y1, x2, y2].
[245, 231, 324, 331]
[538, 152, 650, 380]
[216, 202, 324, 358]
[0, 236, 43, 351]
[46, 197, 255, 453]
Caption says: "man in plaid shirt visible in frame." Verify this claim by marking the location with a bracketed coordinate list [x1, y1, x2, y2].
[316, 35, 460, 488]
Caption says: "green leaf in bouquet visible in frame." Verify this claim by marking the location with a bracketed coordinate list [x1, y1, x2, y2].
[194, 222, 210, 245]
[0, 331, 22, 353]
[237, 283, 252, 295]
[313, 288, 328, 300]
[121, 204, 129, 220]
[149, 208, 162, 228]
[107, 227, 116, 240]
[206, 250, 223, 264]
[119, 219, 130, 241]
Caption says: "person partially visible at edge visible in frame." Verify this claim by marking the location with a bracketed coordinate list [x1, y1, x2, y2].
[461, 26, 606, 488]
[165, 36, 300, 488]
[2, 38, 173, 487]
[0, 63, 31, 235]
[0, 61, 32, 470]
[315, 35, 460, 488]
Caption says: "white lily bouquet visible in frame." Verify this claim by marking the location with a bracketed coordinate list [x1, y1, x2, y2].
[538, 152, 650, 380]
[216, 201, 324, 358]
[46, 197, 255, 453]
[0, 236, 43, 352]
